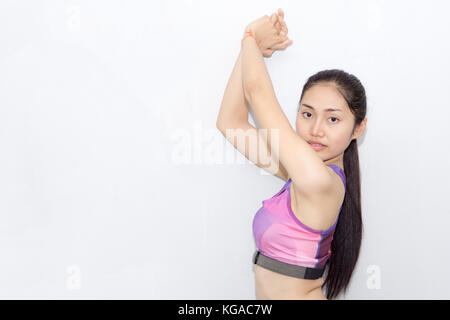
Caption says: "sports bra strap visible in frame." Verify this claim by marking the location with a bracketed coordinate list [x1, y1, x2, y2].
[276, 164, 345, 194]
[327, 164, 346, 188]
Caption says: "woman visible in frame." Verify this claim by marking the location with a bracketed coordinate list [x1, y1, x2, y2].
[216, 8, 367, 300]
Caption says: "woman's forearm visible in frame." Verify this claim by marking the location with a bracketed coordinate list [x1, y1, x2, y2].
[241, 34, 274, 101]
[216, 50, 250, 129]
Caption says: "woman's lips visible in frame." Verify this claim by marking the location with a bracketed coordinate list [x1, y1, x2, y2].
[308, 143, 326, 151]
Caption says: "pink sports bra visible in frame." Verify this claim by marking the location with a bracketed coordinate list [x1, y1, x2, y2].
[252, 164, 346, 269]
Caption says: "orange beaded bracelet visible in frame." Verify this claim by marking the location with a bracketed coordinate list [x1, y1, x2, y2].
[241, 29, 261, 48]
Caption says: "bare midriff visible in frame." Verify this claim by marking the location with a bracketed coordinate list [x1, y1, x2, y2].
[254, 264, 327, 300]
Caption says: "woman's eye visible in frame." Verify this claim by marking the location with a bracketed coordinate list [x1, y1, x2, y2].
[329, 117, 339, 123]
[302, 112, 339, 123]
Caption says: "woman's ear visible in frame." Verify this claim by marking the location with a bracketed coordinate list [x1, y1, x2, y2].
[352, 117, 368, 140]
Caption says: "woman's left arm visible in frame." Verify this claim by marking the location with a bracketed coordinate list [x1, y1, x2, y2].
[241, 12, 292, 126]
[241, 12, 332, 191]
[241, 14, 288, 100]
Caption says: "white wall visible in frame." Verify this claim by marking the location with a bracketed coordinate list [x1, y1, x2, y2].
[1, 0, 449, 299]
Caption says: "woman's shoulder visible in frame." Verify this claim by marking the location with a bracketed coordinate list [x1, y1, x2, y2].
[289, 167, 345, 231]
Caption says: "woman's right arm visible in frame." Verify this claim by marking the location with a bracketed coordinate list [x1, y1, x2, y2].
[216, 50, 248, 129]
[216, 10, 288, 129]
[216, 50, 289, 182]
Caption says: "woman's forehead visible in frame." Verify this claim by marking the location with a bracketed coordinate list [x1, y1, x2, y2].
[301, 85, 349, 111]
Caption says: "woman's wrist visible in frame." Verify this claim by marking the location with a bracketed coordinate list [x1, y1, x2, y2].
[243, 24, 254, 36]
[241, 28, 260, 48]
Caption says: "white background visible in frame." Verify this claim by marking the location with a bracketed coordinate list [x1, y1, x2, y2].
[1, 0, 449, 299]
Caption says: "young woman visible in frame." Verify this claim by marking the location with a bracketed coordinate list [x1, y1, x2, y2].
[216, 9, 367, 300]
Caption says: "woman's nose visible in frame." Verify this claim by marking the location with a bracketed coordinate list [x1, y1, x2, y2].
[311, 122, 324, 135]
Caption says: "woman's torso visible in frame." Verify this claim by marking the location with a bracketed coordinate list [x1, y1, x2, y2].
[254, 264, 326, 299]
[254, 166, 345, 299]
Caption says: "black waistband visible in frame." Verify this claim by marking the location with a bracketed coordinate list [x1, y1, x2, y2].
[253, 250, 325, 280]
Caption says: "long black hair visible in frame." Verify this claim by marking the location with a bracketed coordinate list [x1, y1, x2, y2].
[298, 69, 367, 299]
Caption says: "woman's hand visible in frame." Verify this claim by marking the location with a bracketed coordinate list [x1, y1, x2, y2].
[244, 8, 293, 57]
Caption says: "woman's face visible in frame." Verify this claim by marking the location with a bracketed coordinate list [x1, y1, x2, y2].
[295, 83, 357, 165]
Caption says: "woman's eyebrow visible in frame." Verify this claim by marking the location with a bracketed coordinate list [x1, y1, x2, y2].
[302, 103, 343, 112]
